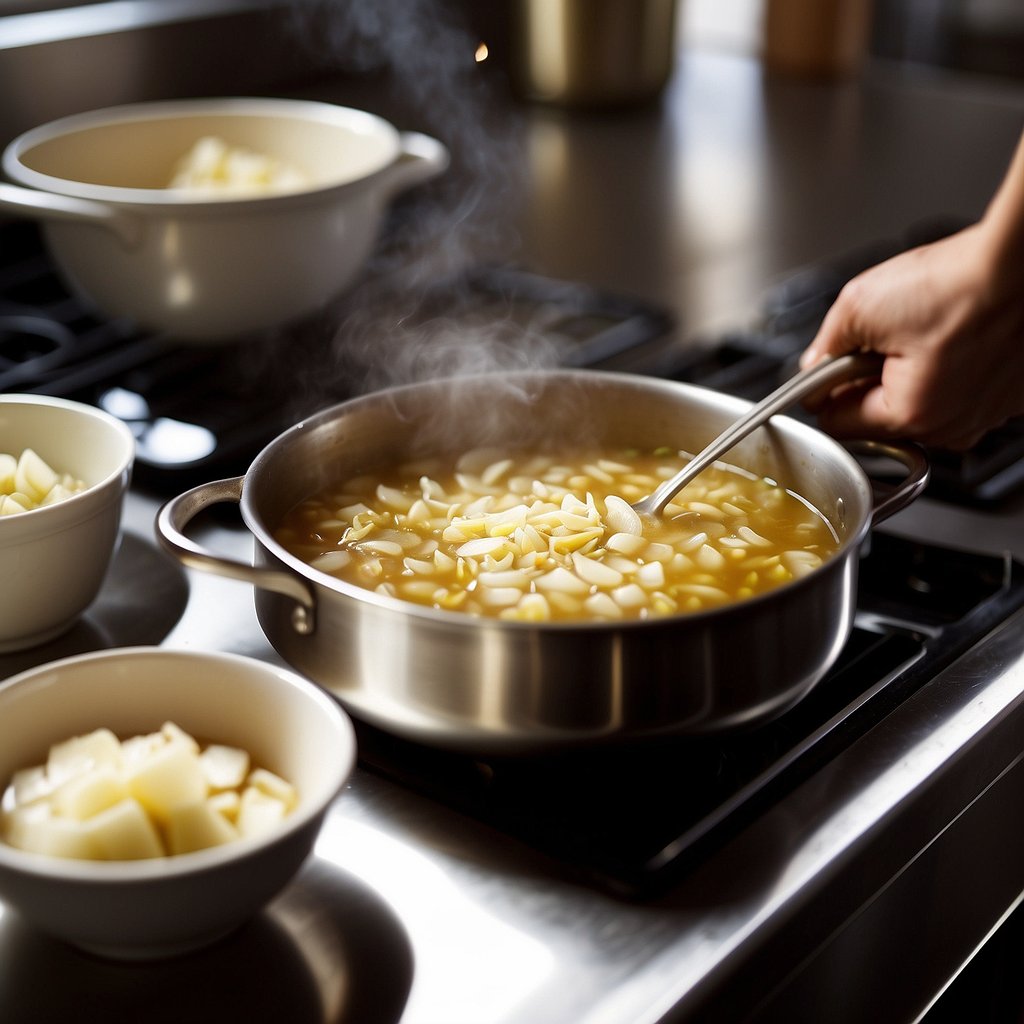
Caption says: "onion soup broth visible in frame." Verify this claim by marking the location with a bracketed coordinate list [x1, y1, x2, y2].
[273, 447, 839, 623]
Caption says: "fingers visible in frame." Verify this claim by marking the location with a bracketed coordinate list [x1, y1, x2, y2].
[811, 376, 994, 450]
[799, 286, 863, 370]
[810, 379, 888, 438]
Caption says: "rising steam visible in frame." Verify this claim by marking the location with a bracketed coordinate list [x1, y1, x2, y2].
[280, 0, 564, 406]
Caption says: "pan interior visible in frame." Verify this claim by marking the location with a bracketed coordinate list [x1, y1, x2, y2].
[246, 371, 873, 554]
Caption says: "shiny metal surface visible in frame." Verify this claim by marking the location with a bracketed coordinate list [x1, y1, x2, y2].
[508, 0, 679, 108]
[3, 22, 1024, 1023]
[0, 858, 414, 1023]
[156, 369, 898, 750]
[16, 487, 1018, 1024]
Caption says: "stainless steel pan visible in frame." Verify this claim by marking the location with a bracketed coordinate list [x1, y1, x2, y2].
[156, 369, 928, 753]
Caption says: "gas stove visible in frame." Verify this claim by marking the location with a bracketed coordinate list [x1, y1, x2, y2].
[5, 213, 1024, 1022]
[5, 214, 1024, 897]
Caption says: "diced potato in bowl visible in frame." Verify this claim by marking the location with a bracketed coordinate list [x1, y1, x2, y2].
[0, 394, 134, 652]
[0, 447, 86, 516]
[1, 723, 299, 860]
[0, 647, 355, 960]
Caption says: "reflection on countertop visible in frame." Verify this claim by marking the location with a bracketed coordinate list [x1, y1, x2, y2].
[0, 859, 414, 1024]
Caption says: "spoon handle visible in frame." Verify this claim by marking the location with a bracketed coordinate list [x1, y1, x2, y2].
[636, 352, 883, 517]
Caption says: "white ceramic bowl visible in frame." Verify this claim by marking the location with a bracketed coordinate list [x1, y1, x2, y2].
[0, 97, 449, 340]
[0, 395, 135, 653]
[0, 647, 356, 960]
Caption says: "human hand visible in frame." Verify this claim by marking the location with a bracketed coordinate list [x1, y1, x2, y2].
[800, 131, 1024, 450]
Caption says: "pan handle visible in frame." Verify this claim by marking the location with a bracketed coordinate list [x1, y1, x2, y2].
[155, 476, 316, 635]
[848, 439, 930, 525]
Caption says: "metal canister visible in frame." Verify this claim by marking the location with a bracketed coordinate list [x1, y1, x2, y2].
[508, 0, 679, 108]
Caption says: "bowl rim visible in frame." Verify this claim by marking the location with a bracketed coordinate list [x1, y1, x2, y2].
[0, 393, 135, 528]
[0, 646, 356, 883]
[1, 96, 403, 208]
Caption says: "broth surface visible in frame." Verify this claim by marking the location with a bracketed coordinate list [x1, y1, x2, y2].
[274, 446, 839, 623]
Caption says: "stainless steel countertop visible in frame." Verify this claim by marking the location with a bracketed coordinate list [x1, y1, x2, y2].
[3, 41, 1024, 1024]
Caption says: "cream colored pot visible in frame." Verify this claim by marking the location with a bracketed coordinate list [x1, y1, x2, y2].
[0, 98, 448, 341]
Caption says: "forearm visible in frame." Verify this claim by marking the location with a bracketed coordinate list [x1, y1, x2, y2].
[980, 129, 1024, 266]
[798, 127, 1024, 449]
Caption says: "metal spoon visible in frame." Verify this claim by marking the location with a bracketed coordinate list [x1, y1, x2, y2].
[631, 352, 883, 518]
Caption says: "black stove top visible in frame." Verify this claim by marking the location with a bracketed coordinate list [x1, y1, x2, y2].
[353, 532, 1024, 897]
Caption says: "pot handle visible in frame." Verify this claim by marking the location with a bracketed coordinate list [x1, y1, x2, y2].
[0, 182, 142, 247]
[379, 132, 451, 199]
[155, 476, 316, 635]
[848, 439, 930, 526]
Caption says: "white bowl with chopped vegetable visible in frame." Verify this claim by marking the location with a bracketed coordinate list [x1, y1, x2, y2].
[0, 394, 135, 652]
[0, 646, 355, 959]
[0, 97, 449, 340]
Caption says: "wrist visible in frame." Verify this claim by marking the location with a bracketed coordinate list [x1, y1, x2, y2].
[979, 132, 1024, 266]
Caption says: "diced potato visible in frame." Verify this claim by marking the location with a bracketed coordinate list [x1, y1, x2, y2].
[120, 731, 165, 767]
[0, 721, 296, 861]
[13, 812, 99, 860]
[124, 742, 207, 824]
[246, 768, 297, 811]
[46, 728, 122, 788]
[166, 800, 239, 855]
[52, 765, 128, 821]
[208, 790, 242, 823]
[199, 744, 250, 792]
[10, 765, 51, 807]
[168, 136, 309, 195]
[236, 787, 289, 839]
[2, 802, 55, 852]
[161, 721, 200, 755]
[85, 799, 165, 860]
